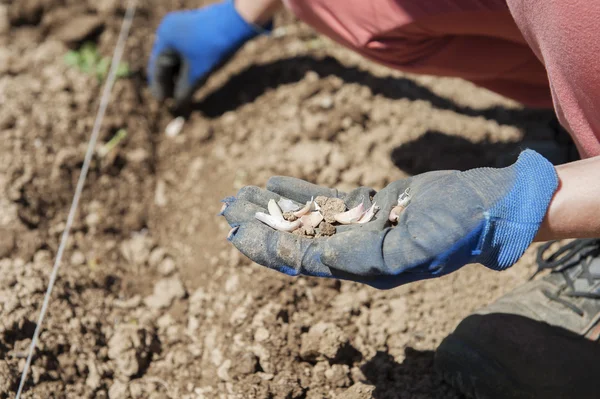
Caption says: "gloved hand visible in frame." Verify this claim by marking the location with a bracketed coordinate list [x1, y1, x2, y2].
[148, 0, 270, 107]
[221, 150, 558, 289]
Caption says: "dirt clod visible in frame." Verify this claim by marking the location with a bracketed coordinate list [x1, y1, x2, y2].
[315, 195, 346, 223]
[317, 221, 336, 237]
[144, 276, 186, 309]
[108, 326, 156, 381]
[53, 14, 103, 44]
[283, 211, 298, 222]
[342, 382, 376, 399]
[300, 322, 349, 362]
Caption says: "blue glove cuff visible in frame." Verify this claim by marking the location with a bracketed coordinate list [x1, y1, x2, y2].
[475, 150, 558, 270]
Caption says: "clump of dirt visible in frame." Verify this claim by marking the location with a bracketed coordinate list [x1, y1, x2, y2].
[0, 0, 563, 398]
[315, 195, 346, 224]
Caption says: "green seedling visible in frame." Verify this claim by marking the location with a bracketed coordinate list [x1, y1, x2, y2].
[97, 129, 127, 157]
[64, 42, 130, 81]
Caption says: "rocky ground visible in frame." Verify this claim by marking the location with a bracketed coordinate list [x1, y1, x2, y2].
[0, 0, 563, 398]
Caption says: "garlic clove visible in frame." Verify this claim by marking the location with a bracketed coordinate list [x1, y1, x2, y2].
[357, 202, 379, 224]
[165, 116, 185, 137]
[255, 212, 302, 232]
[278, 198, 300, 213]
[267, 199, 284, 220]
[300, 211, 324, 228]
[294, 197, 316, 217]
[388, 205, 406, 223]
[334, 203, 366, 225]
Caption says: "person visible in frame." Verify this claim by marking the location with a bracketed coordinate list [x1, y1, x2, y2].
[148, 1, 600, 397]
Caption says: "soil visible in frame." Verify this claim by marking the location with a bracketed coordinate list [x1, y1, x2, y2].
[0, 0, 564, 398]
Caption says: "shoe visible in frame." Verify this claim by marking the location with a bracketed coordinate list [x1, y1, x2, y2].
[435, 239, 600, 399]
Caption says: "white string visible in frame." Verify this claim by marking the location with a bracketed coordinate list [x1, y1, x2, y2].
[15, 2, 137, 397]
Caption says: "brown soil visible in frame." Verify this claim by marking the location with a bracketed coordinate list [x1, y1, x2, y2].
[0, 1, 563, 398]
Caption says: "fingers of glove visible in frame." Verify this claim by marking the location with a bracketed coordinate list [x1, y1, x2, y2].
[222, 199, 264, 227]
[228, 220, 333, 277]
[320, 229, 389, 275]
[236, 185, 283, 208]
[320, 223, 438, 279]
[149, 49, 180, 101]
[221, 186, 283, 226]
[321, 199, 478, 278]
[173, 59, 202, 109]
[266, 176, 343, 203]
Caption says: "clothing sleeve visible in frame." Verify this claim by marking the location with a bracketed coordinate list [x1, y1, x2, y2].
[506, 0, 600, 157]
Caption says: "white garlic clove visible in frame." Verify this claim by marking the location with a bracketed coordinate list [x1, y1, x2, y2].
[277, 198, 300, 213]
[334, 203, 366, 225]
[357, 202, 379, 224]
[255, 212, 302, 232]
[300, 211, 324, 228]
[294, 197, 316, 217]
[267, 199, 284, 220]
[388, 205, 406, 223]
[165, 116, 185, 137]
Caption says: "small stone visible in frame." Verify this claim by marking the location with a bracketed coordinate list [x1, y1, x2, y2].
[317, 221, 336, 237]
[148, 247, 166, 268]
[70, 251, 85, 266]
[258, 373, 274, 381]
[113, 295, 141, 309]
[282, 212, 298, 222]
[165, 116, 185, 137]
[324, 364, 351, 388]
[302, 225, 316, 236]
[154, 180, 167, 207]
[157, 313, 174, 330]
[108, 326, 154, 381]
[85, 212, 100, 228]
[254, 327, 270, 342]
[126, 148, 149, 164]
[120, 233, 153, 266]
[85, 360, 101, 390]
[144, 276, 186, 309]
[317, 96, 334, 110]
[342, 382, 375, 399]
[217, 359, 231, 381]
[157, 257, 176, 276]
[300, 322, 349, 361]
[108, 381, 128, 399]
[231, 352, 258, 376]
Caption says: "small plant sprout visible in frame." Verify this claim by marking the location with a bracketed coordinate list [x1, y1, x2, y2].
[389, 188, 412, 223]
[97, 129, 127, 157]
[64, 42, 130, 81]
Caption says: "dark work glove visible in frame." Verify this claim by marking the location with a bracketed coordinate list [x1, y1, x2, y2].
[148, 0, 270, 107]
[221, 150, 558, 289]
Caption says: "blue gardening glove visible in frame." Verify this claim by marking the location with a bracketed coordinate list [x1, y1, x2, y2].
[221, 150, 558, 290]
[148, 0, 269, 107]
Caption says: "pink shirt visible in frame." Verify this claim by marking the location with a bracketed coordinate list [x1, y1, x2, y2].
[284, 0, 600, 158]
